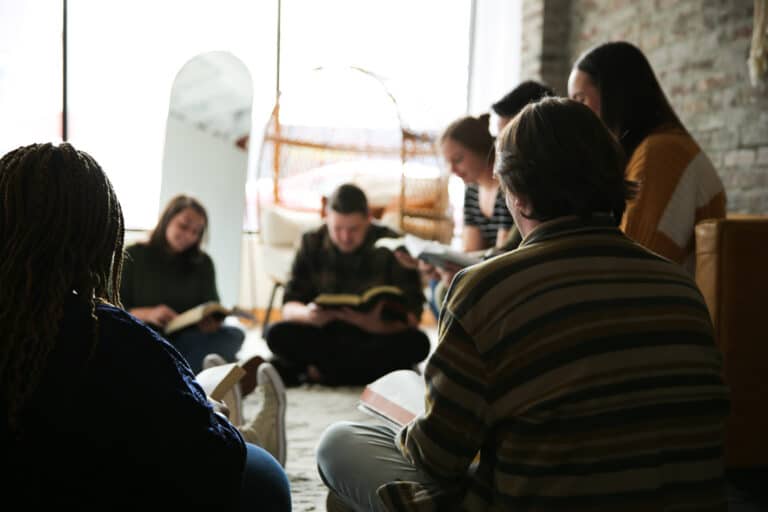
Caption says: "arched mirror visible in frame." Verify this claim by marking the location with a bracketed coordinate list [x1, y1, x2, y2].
[160, 50, 253, 307]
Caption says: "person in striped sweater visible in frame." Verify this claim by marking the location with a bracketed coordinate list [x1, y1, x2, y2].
[316, 98, 729, 512]
[568, 41, 726, 275]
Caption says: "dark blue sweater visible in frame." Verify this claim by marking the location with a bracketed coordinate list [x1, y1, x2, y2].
[1, 296, 245, 509]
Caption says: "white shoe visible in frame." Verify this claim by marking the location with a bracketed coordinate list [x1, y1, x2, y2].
[202, 353, 227, 369]
[239, 362, 287, 467]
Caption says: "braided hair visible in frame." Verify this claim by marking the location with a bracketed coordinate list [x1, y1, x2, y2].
[0, 142, 124, 429]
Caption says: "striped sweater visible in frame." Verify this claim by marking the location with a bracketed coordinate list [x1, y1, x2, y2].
[621, 126, 726, 274]
[380, 215, 729, 512]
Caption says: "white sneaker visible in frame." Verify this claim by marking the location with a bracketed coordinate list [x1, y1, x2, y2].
[202, 353, 227, 369]
[239, 362, 287, 467]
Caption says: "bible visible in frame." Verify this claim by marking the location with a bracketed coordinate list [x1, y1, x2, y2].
[358, 369, 425, 428]
[165, 301, 256, 335]
[195, 362, 246, 401]
[375, 235, 482, 270]
[195, 362, 246, 425]
[313, 285, 409, 322]
[359, 369, 481, 463]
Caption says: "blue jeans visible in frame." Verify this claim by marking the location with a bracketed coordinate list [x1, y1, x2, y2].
[169, 325, 245, 374]
[240, 442, 291, 512]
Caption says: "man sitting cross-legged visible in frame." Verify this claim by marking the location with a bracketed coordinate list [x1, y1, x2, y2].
[264, 183, 431, 387]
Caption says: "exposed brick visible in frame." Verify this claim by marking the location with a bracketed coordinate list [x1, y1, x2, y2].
[757, 148, 768, 166]
[724, 149, 756, 168]
[561, 0, 765, 213]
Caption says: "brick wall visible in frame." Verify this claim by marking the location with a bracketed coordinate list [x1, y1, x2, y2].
[524, 0, 767, 213]
[521, 0, 572, 95]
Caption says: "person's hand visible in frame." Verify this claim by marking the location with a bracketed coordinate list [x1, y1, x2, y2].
[393, 249, 419, 270]
[207, 395, 230, 419]
[336, 302, 408, 334]
[198, 314, 223, 333]
[306, 302, 339, 327]
[130, 304, 177, 328]
[436, 262, 462, 287]
[417, 260, 440, 281]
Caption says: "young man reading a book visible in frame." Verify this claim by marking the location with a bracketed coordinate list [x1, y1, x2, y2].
[316, 99, 729, 511]
[264, 183, 431, 387]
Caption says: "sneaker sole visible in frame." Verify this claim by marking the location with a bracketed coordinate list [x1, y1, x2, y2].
[257, 363, 287, 466]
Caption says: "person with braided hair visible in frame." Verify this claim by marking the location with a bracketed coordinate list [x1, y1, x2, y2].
[0, 143, 290, 511]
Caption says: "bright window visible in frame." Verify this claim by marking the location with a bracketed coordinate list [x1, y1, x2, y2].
[66, 0, 277, 229]
[0, 0, 62, 155]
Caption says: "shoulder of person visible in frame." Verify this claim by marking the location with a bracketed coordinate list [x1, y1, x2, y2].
[371, 223, 402, 241]
[637, 125, 699, 162]
[123, 242, 152, 263]
[302, 223, 329, 246]
[444, 247, 533, 315]
[97, 301, 171, 350]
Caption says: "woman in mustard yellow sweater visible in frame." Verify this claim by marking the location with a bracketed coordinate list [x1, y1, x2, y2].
[568, 41, 726, 274]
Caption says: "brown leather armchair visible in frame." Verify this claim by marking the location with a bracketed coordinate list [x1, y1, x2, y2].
[695, 215, 768, 468]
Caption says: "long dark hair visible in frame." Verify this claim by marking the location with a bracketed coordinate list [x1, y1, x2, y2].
[0, 143, 124, 429]
[148, 194, 208, 260]
[573, 41, 685, 157]
[495, 98, 636, 224]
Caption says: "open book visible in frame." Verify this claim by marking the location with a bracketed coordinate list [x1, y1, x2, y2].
[375, 234, 482, 270]
[314, 285, 408, 322]
[358, 369, 425, 428]
[165, 301, 256, 335]
[195, 362, 246, 425]
[195, 362, 246, 401]
[359, 369, 480, 463]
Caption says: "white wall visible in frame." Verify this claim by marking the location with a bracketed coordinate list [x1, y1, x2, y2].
[160, 116, 249, 307]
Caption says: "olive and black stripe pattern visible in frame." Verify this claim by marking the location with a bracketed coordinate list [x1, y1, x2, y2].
[380, 215, 729, 511]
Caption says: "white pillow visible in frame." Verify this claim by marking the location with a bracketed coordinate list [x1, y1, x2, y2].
[260, 205, 323, 247]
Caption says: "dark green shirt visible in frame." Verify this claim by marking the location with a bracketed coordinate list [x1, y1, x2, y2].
[283, 223, 425, 318]
[121, 243, 219, 315]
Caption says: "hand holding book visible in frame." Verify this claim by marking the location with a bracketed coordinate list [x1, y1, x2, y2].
[313, 285, 409, 325]
[375, 235, 482, 270]
[333, 301, 411, 334]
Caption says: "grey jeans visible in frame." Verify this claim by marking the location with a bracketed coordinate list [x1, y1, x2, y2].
[316, 421, 439, 512]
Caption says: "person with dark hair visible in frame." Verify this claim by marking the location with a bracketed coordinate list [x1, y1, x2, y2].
[316, 98, 728, 511]
[264, 183, 430, 387]
[490, 79, 554, 135]
[568, 40, 726, 274]
[121, 194, 247, 375]
[409, 84, 553, 318]
[121, 194, 290, 465]
[0, 143, 291, 511]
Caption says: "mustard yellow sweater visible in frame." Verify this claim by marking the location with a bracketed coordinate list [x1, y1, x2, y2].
[621, 126, 726, 274]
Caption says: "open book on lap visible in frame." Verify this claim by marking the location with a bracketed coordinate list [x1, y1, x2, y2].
[314, 285, 408, 323]
[165, 301, 256, 335]
[375, 234, 482, 270]
[359, 369, 481, 463]
[195, 362, 246, 425]
[358, 369, 425, 428]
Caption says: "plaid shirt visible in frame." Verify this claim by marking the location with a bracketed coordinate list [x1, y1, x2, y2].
[282, 223, 425, 317]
